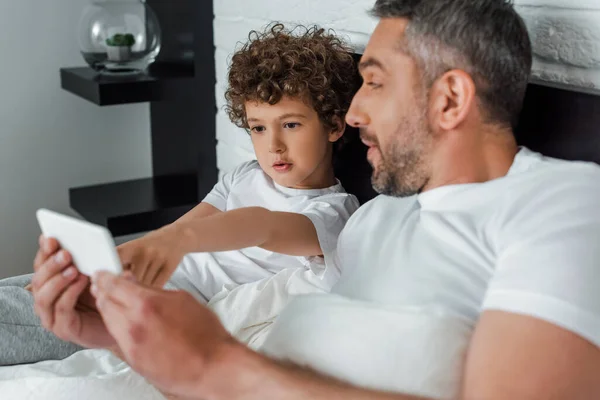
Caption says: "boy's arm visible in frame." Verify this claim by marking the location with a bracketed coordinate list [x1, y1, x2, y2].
[174, 207, 322, 257]
[174, 202, 223, 224]
[25, 204, 223, 293]
[120, 205, 321, 286]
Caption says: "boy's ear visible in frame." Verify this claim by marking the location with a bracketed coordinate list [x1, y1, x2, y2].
[328, 116, 346, 143]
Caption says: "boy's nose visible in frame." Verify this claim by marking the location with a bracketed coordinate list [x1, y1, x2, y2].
[269, 137, 286, 154]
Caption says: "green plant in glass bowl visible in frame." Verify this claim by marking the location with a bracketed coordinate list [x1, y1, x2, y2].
[105, 33, 136, 62]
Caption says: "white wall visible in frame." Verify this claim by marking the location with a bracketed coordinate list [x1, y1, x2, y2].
[213, 0, 600, 173]
[0, 0, 152, 278]
[516, 0, 600, 91]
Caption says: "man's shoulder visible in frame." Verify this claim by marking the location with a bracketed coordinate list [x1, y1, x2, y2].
[344, 194, 418, 227]
[507, 157, 600, 208]
[494, 154, 600, 244]
[495, 151, 600, 218]
[355, 193, 416, 211]
[512, 151, 600, 193]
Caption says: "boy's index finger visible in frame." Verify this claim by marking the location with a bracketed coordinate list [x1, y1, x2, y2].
[93, 271, 147, 308]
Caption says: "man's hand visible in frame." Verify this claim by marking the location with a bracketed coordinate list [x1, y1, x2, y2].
[92, 272, 235, 399]
[118, 225, 189, 288]
[32, 235, 116, 349]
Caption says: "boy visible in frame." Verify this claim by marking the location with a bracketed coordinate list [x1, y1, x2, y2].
[0, 23, 360, 364]
[120, 23, 360, 348]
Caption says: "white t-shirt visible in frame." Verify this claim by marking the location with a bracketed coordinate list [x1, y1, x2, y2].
[168, 160, 360, 303]
[263, 148, 600, 399]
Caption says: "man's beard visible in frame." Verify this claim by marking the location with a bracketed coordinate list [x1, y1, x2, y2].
[371, 145, 425, 197]
[364, 113, 431, 198]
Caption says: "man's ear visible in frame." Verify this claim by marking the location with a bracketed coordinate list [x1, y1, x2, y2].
[429, 69, 476, 131]
[328, 116, 346, 143]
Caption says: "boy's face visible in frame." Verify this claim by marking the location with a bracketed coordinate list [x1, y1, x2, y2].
[246, 96, 343, 189]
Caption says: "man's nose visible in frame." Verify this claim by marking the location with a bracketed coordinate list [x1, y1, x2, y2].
[346, 95, 369, 128]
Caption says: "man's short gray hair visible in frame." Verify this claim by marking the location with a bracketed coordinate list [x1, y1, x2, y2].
[371, 0, 532, 129]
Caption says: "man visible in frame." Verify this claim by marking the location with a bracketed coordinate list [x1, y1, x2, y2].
[32, 1, 600, 399]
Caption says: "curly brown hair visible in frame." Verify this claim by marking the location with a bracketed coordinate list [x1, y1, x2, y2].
[225, 23, 358, 132]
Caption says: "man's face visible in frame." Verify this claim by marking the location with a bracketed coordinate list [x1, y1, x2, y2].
[346, 18, 433, 197]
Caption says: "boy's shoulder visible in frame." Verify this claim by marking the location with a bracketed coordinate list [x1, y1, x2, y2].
[228, 159, 261, 176]
[223, 160, 262, 184]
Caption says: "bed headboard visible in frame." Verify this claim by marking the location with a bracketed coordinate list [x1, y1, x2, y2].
[515, 84, 600, 165]
[334, 82, 600, 205]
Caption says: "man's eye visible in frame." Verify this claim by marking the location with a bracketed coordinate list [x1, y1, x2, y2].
[251, 126, 265, 133]
[284, 122, 300, 129]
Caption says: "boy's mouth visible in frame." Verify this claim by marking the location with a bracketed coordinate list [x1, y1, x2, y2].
[272, 161, 293, 172]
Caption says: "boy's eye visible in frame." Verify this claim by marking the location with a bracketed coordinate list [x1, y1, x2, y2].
[284, 122, 300, 129]
[250, 126, 266, 133]
[366, 82, 382, 89]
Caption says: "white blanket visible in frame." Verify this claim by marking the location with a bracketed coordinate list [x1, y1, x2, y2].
[208, 266, 330, 350]
[0, 267, 329, 399]
[0, 349, 164, 400]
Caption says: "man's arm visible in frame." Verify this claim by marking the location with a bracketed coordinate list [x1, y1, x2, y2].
[173, 206, 322, 257]
[460, 179, 600, 398]
[107, 345, 182, 400]
[205, 312, 600, 400]
[203, 343, 427, 400]
[93, 271, 600, 400]
[92, 272, 426, 400]
[460, 310, 600, 399]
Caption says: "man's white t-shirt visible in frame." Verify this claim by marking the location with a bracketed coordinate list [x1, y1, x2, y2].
[263, 148, 600, 399]
[168, 160, 360, 303]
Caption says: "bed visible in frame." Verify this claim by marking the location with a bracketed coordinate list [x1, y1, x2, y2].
[1, 80, 599, 400]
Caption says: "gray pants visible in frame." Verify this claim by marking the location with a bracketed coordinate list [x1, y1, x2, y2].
[0, 274, 83, 366]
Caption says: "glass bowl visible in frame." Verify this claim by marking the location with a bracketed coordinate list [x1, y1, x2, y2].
[78, 0, 161, 75]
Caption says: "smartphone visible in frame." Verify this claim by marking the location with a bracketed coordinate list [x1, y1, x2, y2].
[36, 208, 123, 276]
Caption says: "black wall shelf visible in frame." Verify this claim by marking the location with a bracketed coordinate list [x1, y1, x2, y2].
[70, 174, 200, 237]
[64, 0, 218, 236]
[60, 63, 194, 106]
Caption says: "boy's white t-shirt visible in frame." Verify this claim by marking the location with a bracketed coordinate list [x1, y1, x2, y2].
[168, 160, 360, 303]
[263, 148, 600, 399]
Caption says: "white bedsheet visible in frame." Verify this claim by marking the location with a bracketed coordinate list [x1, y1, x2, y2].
[0, 349, 164, 400]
